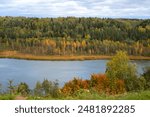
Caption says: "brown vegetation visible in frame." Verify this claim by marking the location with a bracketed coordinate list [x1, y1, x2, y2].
[0, 51, 150, 61]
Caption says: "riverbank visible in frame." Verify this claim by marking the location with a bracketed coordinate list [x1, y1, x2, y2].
[0, 51, 150, 61]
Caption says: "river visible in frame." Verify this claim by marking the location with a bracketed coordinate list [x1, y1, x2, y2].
[0, 59, 150, 89]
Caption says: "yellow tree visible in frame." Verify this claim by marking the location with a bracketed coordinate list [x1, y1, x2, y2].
[106, 51, 137, 91]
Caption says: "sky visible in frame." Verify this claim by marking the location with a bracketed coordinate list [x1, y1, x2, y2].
[0, 0, 150, 18]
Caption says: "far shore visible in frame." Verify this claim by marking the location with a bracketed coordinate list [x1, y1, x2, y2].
[0, 51, 150, 61]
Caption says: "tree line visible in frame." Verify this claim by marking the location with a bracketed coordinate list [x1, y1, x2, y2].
[0, 38, 150, 56]
[0, 17, 150, 41]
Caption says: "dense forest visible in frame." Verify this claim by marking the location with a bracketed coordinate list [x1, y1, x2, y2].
[0, 17, 150, 56]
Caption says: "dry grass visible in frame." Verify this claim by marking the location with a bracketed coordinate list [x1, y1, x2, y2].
[0, 51, 150, 61]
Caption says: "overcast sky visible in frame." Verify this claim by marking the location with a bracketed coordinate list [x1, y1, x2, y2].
[0, 0, 150, 18]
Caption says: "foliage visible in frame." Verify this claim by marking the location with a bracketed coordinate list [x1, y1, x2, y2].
[90, 74, 125, 94]
[35, 79, 60, 98]
[7, 80, 16, 95]
[62, 74, 126, 96]
[61, 78, 89, 96]
[42, 79, 52, 96]
[17, 82, 30, 96]
[0, 17, 150, 41]
[0, 17, 150, 56]
[34, 81, 43, 96]
[106, 51, 138, 91]
[124, 77, 146, 92]
[90, 74, 110, 94]
[143, 67, 150, 89]
[106, 51, 137, 80]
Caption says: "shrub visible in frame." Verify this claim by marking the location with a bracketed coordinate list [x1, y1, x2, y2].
[17, 82, 30, 96]
[35, 79, 60, 98]
[90, 74, 110, 94]
[34, 81, 43, 96]
[50, 80, 60, 98]
[42, 79, 52, 96]
[61, 78, 89, 96]
[115, 79, 126, 94]
[125, 77, 146, 92]
[143, 67, 150, 89]
[90, 74, 126, 95]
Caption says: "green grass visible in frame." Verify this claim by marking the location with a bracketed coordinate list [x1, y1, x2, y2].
[0, 94, 15, 100]
[26, 90, 150, 100]
[1, 90, 150, 100]
[116, 90, 150, 100]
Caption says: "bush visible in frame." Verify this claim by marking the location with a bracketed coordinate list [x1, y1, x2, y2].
[125, 77, 146, 92]
[90, 74, 125, 95]
[143, 67, 150, 89]
[116, 79, 126, 94]
[34, 81, 43, 96]
[34, 79, 60, 98]
[61, 78, 89, 96]
[62, 74, 126, 96]
[17, 82, 30, 96]
[90, 74, 110, 94]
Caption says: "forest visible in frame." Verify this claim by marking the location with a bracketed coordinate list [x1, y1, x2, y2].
[0, 17, 150, 56]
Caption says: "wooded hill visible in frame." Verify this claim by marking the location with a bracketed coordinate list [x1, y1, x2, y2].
[0, 17, 150, 56]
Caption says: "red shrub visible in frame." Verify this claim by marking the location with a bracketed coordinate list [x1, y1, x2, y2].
[90, 74, 126, 95]
[90, 74, 110, 94]
[61, 78, 89, 95]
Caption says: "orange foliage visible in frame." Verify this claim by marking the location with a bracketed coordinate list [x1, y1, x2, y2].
[91, 74, 110, 94]
[61, 78, 89, 95]
[90, 74, 126, 95]
[62, 74, 126, 96]
[115, 79, 126, 94]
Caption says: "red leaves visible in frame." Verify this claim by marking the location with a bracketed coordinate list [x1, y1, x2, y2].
[61, 78, 89, 96]
[62, 74, 126, 96]
[91, 74, 110, 94]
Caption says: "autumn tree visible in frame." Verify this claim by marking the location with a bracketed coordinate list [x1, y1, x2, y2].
[106, 51, 137, 91]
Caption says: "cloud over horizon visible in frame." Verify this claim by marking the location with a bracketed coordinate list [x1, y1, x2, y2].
[0, 0, 149, 18]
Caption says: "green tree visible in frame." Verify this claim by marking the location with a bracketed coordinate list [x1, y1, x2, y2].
[106, 51, 137, 91]
[41, 79, 60, 98]
[17, 82, 30, 96]
[8, 80, 15, 95]
[34, 81, 43, 96]
[42, 79, 52, 96]
[143, 67, 150, 89]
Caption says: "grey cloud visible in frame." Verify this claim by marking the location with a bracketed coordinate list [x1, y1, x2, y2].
[0, 0, 149, 18]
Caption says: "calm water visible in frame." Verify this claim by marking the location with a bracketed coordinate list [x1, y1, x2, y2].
[0, 59, 150, 89]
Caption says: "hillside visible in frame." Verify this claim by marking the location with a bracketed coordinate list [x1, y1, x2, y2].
[0, 17, 150, 57]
